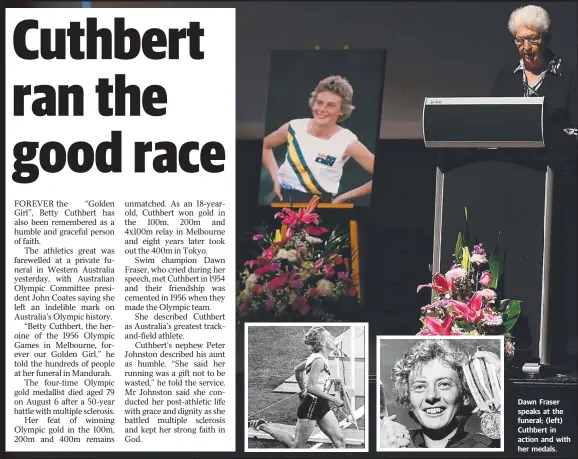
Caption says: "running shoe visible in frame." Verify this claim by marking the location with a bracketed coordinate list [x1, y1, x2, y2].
[248, 419, 268, 430]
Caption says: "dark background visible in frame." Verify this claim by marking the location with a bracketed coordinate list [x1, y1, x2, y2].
[258, 49, 385, 206]
[34, 1, 577, 139]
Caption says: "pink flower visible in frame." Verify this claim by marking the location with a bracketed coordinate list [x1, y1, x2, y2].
[285, 226, 294, 240]
[422, 316, 455, 335]
[314, 259, 324, 270]
[450, 292, 484, 323]
[338, 271, 348, 280]
[346, 287, 357, 296]
[274, 196, 321, 228]
[338, 274, 354, 289]
[304, 195, 320, 214]
[479, 271, 492, 287]
[306, 225, 328, 236]
[268, 275, 287, 291]
[245, 259, 258, 269]
[324, 265, 335, 278]
[417, 273, 454, 294]
[479, 288, 497, 302]
[292, 296, 311, 316]
[263, 248, 275, 261]
[505, 341, 515, 357]
[254, 263, 280, 277]
[483, 312, 503, 326]
[445, 267, 467, 280]
[333, 255, 343, 265]
[252, 234, 263, 241]
[291, 279, 304, 289]
[472, 243, 487, 256]
[264, 299, 276, 311]
[421, 299, 451, 312]
[238, 301, 249, 315]
[307, 288, 320, 298]
[251, 284, 264, 295]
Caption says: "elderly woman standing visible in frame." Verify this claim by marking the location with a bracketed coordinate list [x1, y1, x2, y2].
[490, 6, 576, 365]
[262, 75, 375, 204]
[380, 340, 500, 449]
[490, 5, 576, 140]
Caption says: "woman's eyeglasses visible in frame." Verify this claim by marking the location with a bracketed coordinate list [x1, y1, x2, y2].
[514, 36, 541, 46]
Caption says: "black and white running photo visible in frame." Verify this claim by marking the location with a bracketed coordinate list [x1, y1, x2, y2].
[245, 323, 367, 451]
[377, 336, 504, 451]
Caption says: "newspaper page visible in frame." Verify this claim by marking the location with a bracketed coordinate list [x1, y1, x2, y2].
[4, 1, 578, 458]
[5, 7, 236, 452]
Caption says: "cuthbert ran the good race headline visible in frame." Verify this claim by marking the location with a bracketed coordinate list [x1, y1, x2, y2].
[11, 17, 227, 185]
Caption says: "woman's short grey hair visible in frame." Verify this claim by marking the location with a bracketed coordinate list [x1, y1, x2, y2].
[304, 326, 327, 353]
[308, 75, 355, 122]
[391, 340, 469, 410]
[508, 5, 550, 36]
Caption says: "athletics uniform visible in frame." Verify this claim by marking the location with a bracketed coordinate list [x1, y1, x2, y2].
[277, 118, 358, 202]
[297, 353, 332, 421]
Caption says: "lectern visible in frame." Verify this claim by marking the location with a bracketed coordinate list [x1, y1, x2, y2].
[423, 97, 562, 375]
[423, 97, 545, 148]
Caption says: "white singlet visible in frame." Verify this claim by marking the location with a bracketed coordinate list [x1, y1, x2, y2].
[305, 352, 332, 393]
[277, 118, 358, 195]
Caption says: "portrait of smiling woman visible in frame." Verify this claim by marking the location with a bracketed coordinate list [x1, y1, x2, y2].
[378, 338, 503, 450]
[261, 75, 375, 205]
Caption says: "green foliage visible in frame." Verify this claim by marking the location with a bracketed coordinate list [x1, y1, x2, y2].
[501, 299, 521, 332]
[455, 232, 463, 264]
[489, 256, 500, 289]
[321, 226, 350, 258]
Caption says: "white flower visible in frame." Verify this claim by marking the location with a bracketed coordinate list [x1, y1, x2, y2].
[245, 274, 258, 289]
[316, 279, 335, 296]
[454, 326, 479, 336]
[305, 235, 323, 244]
[276, 249, 289, 259]
[286, 249, 299, 263]
[470, 253, 488, 264]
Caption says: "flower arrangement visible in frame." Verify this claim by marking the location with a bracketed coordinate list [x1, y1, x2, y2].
[416, 210, 521, 359]
[236, 196, 361, 321]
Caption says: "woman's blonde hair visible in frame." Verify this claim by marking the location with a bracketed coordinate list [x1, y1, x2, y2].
[391, 339, 469, 410]
[308, 75, 356, 122]
[303, 326, 327, 353]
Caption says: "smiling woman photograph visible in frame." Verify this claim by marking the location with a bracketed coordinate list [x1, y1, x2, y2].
[378, 338, 503, 450]
[261, 75, 375, 205]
